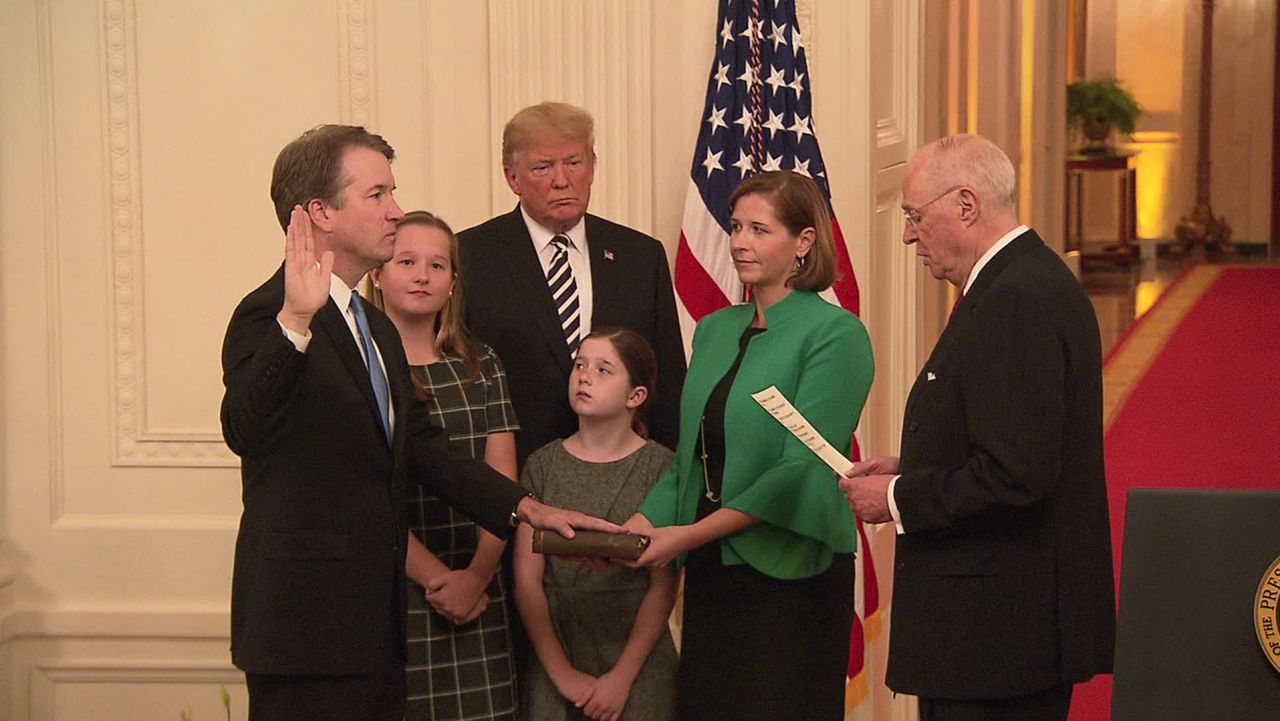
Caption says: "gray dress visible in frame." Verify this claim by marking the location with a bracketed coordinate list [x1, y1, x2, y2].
[520, 440, 678, 721]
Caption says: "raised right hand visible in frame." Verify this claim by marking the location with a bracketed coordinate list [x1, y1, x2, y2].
[278, 204, 333, 333]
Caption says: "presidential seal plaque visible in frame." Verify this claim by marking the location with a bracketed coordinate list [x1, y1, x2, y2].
[1255, 554, 1280, 674]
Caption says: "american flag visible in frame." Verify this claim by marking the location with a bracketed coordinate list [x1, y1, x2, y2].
[674, 0, 860, 344]
[673, 2, 879, 716]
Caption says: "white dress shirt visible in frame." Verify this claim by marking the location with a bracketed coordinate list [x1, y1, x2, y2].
[520, 205, 594, 337]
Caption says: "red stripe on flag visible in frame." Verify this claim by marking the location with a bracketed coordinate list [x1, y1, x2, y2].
[846, 606, 865, 678]
[675, 231, 732, 321]
[829, 216, 860, 316]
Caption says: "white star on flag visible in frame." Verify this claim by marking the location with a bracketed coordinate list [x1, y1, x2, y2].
[789, 114, 812, 142]
[706, 106, 728, 134]
[714, 62, 731, 91]
[762, 109, 786, 139]
[765, 66, 788, 93]
[769, 22, 789, 51]
[761, 152, 783, 171]
[789, 71, 806, 97]
[702, 148, 724, 178]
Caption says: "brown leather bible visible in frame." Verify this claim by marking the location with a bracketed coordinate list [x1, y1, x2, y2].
[531, 529, 651, 560]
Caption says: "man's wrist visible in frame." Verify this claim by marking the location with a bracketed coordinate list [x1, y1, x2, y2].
[512, 491, 537, 527]
[276, 309, 314, 335]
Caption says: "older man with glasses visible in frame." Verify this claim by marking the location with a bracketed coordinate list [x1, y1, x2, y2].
[840, 134, 1115, 721]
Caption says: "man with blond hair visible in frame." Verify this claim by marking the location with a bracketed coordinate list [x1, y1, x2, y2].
[458, 102, 685, 464]
[839, 134, 1114, 721]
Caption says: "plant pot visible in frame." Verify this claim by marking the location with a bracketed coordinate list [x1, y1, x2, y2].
[1079, 120, 1114, 153]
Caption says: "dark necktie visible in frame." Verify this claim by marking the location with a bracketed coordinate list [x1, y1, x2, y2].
[547, 234, 582, 354]
[349, 291, 391, 441]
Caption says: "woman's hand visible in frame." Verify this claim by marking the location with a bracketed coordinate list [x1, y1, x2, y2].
[582, 668, 633, 721]
[630, 524, 694, 568]
[425, 569, 489, 624]
[621, 513, 654, 536]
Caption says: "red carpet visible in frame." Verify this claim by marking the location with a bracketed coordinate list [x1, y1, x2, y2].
[1069, 264, 1280, 720]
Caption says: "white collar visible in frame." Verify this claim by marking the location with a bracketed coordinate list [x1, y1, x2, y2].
[329, 272, 356, 310]
[963, 224, 1028, 295]
[520, 205, 586, 253]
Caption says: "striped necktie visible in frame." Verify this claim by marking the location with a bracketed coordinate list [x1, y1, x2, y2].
[547, 234, 581, 354]
[349, 291, 392, 442]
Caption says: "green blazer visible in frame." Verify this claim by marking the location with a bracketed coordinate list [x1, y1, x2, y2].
[639, 290, 873, 579]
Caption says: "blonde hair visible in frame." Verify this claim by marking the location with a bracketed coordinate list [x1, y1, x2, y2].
[370, 211, 485, 383]
[727, 171, 839, 292]
[501, 102, 595, 168]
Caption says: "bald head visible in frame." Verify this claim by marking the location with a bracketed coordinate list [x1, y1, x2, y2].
[900, 134, 1021, 287]
[909, 134, 1018, 214]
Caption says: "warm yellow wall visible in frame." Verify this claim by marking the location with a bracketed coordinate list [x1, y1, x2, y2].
[1086, 0, 1274, 243]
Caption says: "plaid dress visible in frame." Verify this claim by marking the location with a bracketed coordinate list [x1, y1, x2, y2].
[405, 346, 520, 721]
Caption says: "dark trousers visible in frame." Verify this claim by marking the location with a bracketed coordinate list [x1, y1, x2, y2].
[246, 665, 406, 721]
[919, 684, 1073, 721]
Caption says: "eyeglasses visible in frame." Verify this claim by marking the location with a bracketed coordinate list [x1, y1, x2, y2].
[903, 186, 963, 227]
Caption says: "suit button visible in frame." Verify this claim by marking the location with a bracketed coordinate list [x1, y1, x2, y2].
[908, 421, 920, 432]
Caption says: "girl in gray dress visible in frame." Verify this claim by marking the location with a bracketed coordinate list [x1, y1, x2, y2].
[513, 328, 678, 721]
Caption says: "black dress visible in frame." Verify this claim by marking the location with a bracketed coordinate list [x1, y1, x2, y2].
[675, 328, 855, 721]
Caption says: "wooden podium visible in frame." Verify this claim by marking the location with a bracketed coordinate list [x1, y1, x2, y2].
[1111, 489, 1280, 718]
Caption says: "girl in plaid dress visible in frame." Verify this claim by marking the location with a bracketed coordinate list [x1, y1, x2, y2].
[372, 211, 520, 720]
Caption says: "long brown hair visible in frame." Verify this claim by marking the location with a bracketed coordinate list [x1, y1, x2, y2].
[370, 211, 485, 382]
[580, 326, 658, 438]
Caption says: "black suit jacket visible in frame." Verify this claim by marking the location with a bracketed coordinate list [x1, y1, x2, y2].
[458, 206, 686, 463]
[887, 230, 1115, 699]
[220, 266, 527, 676]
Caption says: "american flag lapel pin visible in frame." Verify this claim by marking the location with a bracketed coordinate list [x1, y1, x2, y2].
[603, 249, 615, 261]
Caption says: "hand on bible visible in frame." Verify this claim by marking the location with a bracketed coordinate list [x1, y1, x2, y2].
[516, 496, 622, 539]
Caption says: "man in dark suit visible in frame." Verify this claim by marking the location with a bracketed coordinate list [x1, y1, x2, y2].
[221, 125, 618, 721]
[839, 134, 1115, 721]
[458, 102, 685, 464]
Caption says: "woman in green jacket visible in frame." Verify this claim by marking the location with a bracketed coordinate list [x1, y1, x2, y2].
[626, 170, 874, 721]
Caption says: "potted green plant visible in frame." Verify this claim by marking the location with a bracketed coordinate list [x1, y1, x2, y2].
[1067, 77, 1144, 152]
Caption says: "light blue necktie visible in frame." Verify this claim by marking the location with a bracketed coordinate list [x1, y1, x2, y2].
[349, 291, 391, 442]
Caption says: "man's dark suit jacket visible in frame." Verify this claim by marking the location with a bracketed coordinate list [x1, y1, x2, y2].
[458, 206, 686, 463]
[220, 266, 527, 676]
[888, 230, 1115, 700]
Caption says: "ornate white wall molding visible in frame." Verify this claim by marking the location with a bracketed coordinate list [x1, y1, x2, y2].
[101, 0, 236, 468]
[339, 0, 373, 127]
